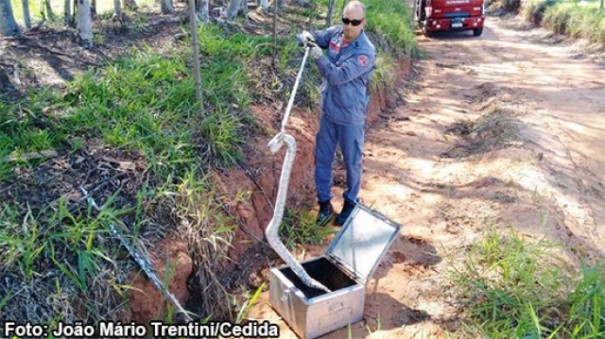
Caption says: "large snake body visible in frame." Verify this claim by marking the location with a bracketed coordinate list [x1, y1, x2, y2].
[266, 132, 331, 293]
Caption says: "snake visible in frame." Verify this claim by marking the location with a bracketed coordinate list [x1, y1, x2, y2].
[265, 132, 331, 294]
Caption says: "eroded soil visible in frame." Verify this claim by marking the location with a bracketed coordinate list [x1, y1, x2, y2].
[248, 14, 605, 337]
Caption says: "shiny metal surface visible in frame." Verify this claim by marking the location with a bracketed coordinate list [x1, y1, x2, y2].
[327, 204, 402, 284]
[269, 205, 402, 338]
[270, 258, 364, 339]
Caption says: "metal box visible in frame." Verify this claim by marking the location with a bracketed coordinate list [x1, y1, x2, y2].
[269, 204, 402, 339]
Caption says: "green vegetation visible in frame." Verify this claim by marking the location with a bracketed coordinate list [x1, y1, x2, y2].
[0, 25, 273, 324]
[316, 0, 418, 57]
[365, 0, 417, 57]
[448, 228, 605, 338]
[235, 282, 265, 323]
[1, 28, 274, 180]
[1, 0, 416, 327]
[279, 207, 337, 251]
[520, 0, 605, 44]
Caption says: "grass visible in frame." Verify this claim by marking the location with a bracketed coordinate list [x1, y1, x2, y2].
[173, 170, 236, 319]
[365, 0, 418, 57]
[520, 0, 605, 44]
[1, 25, 275, 179]
[447, 227, 605, 338]
[279, 207, 336, 251]
[0, 204, 46, 282]
[235, 282, 266, 323]
[1, 0, 417, 327]
[1, 21, 272, 323]
[371, 54, 398, 92]
[0, 197, 122, 322]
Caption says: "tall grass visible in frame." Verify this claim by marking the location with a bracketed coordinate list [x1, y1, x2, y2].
[521, 0, 605, 44]
[544, 3, 605, 43]
[365, 0, 418, 57]
[0, 22, 275, 325]
[448, 228, 605, 337]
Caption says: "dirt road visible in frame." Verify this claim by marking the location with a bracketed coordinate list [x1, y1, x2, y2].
[249, 14, 605, 337]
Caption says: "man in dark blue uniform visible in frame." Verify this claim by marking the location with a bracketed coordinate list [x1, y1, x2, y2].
[298, 1, 376, 226]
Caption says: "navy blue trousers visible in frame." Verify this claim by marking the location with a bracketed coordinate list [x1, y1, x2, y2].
[315, 115, 364, 204]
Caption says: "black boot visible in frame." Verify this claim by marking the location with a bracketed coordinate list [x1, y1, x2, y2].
[335, 200, 356, 226]
[316, 200, 334, 226]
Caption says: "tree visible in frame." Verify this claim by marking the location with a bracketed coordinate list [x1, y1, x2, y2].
[122, 0, 137, 11]
[161, 0, 174, 14]
[64, 0, 71, 25]
[0, 0, 21, 36]
[326, 0, 336, 26]
[227, 0, 247, 20]
[113, 0, 122, 19]
[196, 0, 208, 23]
[41, 0, 55, 20]
[77, 0, 92, 47]
[187, 0, 204, 114]
[22, 0, 32, 28]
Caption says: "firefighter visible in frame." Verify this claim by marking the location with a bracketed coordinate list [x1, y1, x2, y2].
[297, 0, 376, 226]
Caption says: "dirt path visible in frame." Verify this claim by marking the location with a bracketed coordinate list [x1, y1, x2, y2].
[248, 14, 605, 337]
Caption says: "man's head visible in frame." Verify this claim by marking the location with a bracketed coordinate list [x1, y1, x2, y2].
[341, 1, 366, 42]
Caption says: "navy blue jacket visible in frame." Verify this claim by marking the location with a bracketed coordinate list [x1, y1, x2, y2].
[311, 26, 376, 126]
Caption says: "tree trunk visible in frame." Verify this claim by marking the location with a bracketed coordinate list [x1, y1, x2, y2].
[227, 0, 245, 20]
[44, 0, 55, 19]
[0, 0, 21, 36]
[161, 0, 174, 14]
[122, 0, 137, 10]
[22, 0, 31, 28]
[326, 0, 336, 27]
[77, 0, 93, 47]
[90, 0, 96, 15]
[307, 0, 315, 31]
[195, 0, 208, 23]
[64, 0, 71, 25]
[271, 0, 277, 67]
[187, 0, 204, 114]
[114, 0, 121, 13]
[113, 0, 122, 19]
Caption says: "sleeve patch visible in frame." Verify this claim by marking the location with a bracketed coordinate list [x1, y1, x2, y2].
[358, 55, 369, 66]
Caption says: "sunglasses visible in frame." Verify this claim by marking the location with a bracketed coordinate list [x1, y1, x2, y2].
[341, 17, 364, 26]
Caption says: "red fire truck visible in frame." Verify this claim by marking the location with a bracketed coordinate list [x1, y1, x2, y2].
[415, 0, 485, 36]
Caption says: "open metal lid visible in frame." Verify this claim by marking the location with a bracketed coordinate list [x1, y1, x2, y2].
[326, 204, 402, 284]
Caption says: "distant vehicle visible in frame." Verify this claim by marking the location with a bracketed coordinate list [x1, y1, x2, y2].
[415, 0, 485, 36]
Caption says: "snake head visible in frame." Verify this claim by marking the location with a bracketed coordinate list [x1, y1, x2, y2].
[268, 133, 285, 153]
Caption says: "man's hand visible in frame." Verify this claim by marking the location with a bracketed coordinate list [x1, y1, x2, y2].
[309, 45, 323, 59]
[299, 30, 315, 46]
